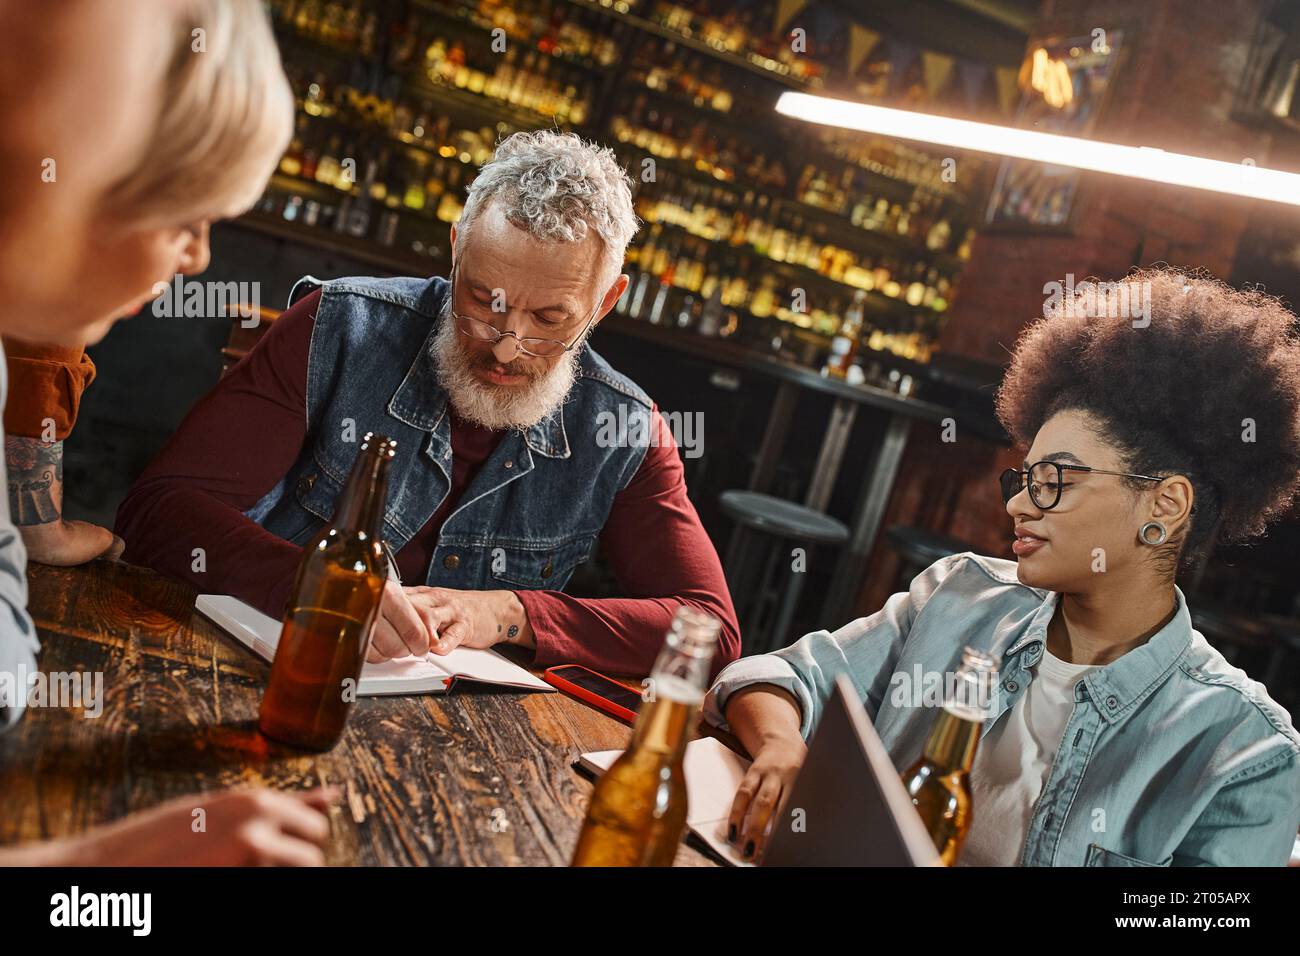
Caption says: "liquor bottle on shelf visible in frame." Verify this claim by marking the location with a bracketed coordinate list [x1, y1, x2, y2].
[627, 268, 653, 319]
[696, 281, 724, 337]
[303, 199, 323, 227]
[903, 262, 928, 307]
[724, 255, 752, 312]
[615, 272, 635, 315]
[749, 274, 778, 319]
[403, 153, 428, 211]
[376, 209, 400, 247]
[279, 116, 308, 177]
[956, 227, 976, 261]
[299, 135, 319, 182]
[303, 72, 331, 117]
[646, 241, 678, 325]
[822, 289, 866, 379]
[377, 72, 401, 127]
[333, 189, 352, 234]
[422, 156, 447, 205]
[282, 194, 304, 222]
[292, 0, 321, 40]
[360, 9, 381, 59]
[674, 294, 700, 329]
[382, 151, 406, 209]
[315, 134, 342, 188]
[849, 191, 873, 228]
[926, 213, 953, 253]
[677, 238, 705, 293]
[365, 149, 390, 204]
[345, 154, 377, 237]
[435, 164, 465, 224]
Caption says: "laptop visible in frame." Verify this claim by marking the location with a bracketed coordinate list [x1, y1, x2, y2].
[760, 675, 941, 866]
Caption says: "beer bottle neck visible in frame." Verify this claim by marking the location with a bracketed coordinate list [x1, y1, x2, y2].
[334, 450, 391, 539]
[630, 607, 721, 759]
[921, 704, 982, 772]
[630, 691, 697, 760]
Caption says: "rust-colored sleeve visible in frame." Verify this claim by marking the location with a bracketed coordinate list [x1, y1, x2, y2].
[114, 291, 321, 618]
[515, 407, 742, 681]
[1, 338, 96, 440]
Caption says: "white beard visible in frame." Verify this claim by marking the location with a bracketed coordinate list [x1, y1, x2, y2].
[431, 298, 582, 431]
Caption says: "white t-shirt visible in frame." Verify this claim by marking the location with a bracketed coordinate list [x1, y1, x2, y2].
[958, 646, 1098, 866]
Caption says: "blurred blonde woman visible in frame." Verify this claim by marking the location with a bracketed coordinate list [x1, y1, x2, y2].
[5, 0, 295, 566]
[1, 0, 336, 866]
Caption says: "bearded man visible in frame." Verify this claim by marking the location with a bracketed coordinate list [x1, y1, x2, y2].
[116, 131, 740, 677]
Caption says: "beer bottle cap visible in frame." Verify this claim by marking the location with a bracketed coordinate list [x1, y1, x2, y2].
[360, 432, 397, 458]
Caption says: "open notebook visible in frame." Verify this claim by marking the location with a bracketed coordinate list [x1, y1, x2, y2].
[196, 594, 552, 696]
[578, 736, 755, 867]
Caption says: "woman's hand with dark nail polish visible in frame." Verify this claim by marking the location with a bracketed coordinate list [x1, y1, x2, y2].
[724, 734, 806, 860]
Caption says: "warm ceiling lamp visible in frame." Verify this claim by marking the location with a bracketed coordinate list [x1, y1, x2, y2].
[775, 92, 1300, 206]
[1027, 48, 1073, 109]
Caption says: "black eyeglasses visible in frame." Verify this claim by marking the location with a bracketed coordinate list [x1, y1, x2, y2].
[999, 461, 1168, 510]
[447, 259, 601, 358]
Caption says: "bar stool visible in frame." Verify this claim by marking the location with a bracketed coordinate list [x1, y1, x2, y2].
[720, 490, 849, 656]
[885, 525, 976, 592]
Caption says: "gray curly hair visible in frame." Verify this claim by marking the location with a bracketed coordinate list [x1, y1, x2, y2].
[456, 130, 639, 281]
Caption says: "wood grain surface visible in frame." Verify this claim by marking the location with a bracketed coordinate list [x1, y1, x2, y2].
[0, 561, 715, 866]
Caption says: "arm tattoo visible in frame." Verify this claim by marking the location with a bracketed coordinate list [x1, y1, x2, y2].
[5, 436, 63, 526]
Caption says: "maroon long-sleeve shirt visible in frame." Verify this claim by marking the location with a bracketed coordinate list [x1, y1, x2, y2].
[115, 289, 740, 678]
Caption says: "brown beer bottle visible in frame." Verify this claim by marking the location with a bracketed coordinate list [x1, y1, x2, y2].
[899, 646, 999, 865]
[258, 433, 396, 751]
[571, 607, 721, 867]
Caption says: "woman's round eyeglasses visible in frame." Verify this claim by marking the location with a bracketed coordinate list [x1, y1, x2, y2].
[999, 460, 1167, 511]
[447, 260, 601, 358]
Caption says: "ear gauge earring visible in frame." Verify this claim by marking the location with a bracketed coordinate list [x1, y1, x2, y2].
[1139, 521, 1168, 546]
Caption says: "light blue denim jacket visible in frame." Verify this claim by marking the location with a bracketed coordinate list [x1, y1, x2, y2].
[703, 552, 1300, 866]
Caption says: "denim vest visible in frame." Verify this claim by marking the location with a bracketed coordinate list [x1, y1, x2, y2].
[704, 553, 1300, 866]
[244, 275, 654, 592]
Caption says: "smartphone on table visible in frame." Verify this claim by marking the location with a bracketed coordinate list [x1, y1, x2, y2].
[543, 664, 645, 723]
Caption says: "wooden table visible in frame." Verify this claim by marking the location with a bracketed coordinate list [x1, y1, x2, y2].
[0, 562, 715, 866]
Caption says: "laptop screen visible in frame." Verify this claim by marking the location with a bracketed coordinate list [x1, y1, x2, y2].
[762, 676, 941, 866]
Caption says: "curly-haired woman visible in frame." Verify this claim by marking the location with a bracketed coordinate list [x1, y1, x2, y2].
[704, 267, 1300, 866]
